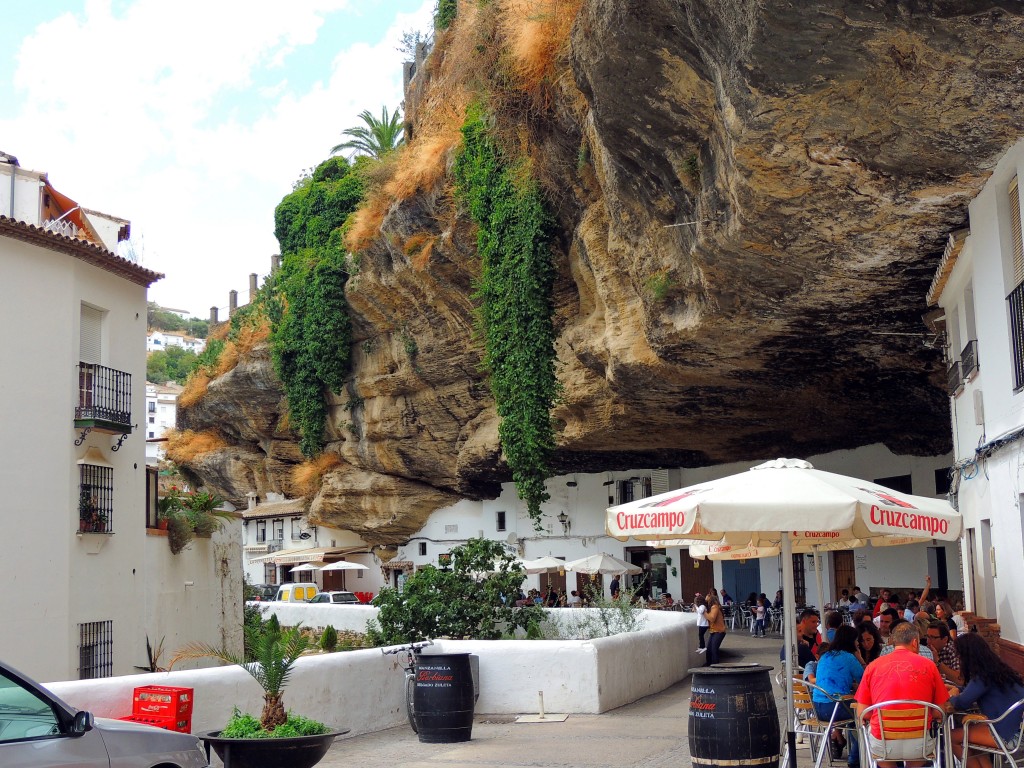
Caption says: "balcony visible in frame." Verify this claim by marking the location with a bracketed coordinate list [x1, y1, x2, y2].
[79, 462, 113, 534]
[1009, 282, 1024, 391]
[947, 361, 963, 396]
[961, 339, 979, 382]
[75, 362, 132, 434]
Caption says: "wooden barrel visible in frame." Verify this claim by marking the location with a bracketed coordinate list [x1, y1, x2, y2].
[688, 663, 780, 768]
[413, 653, 475, 743]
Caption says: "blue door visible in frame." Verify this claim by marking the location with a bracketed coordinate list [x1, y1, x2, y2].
[722, 559, 761, 605]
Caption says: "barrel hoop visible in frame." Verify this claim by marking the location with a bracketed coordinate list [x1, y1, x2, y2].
[691, 755, 780, 766]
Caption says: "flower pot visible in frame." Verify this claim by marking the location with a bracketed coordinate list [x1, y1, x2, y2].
[197, 729, 347, 768]
[158, 518, 169, 530]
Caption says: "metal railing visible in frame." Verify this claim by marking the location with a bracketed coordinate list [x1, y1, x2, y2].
[960, 339, 979, 381]
[1009, 282, 1024, 391]
[947, 361, 963, 396]
[79, 463, 114, 533]
[76, 362, 132, 427]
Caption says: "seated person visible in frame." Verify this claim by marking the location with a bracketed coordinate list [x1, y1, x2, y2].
[855, 623, 949, 767]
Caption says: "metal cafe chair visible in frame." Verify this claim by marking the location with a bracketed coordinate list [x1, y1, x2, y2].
[858, 700, 948, 768]
[957, 696, 1024, 768]
[788, 678, 857, 768]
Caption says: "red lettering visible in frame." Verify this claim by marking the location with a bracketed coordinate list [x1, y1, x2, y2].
[690, 696, 717, 711]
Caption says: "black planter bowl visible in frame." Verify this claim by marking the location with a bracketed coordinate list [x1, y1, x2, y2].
[197, 729, 348, 768]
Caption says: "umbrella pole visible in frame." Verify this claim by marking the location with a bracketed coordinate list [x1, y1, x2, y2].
[781, 535, 797, 768]
[813, 545, 825, 611]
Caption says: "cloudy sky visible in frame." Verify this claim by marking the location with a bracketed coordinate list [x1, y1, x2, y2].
[1, 0, 434, 316]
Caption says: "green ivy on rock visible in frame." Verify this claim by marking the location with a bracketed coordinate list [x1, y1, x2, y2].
[453, 104, 558, 526]
[270, 156, 363, 457]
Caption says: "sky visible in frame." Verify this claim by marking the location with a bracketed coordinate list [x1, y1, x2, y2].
[1, 0, 435, 317]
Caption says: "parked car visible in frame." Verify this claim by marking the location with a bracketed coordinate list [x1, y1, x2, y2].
[248, 583, 277, 601]
[308, 591, 359, 605]
[0, 658, 207, 767]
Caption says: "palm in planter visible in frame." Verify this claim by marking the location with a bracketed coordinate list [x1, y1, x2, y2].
[170, 620, 345, 768]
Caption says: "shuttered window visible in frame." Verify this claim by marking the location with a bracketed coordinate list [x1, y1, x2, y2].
[1011, 177, 1023, 287]
[80, 304, 102, 364]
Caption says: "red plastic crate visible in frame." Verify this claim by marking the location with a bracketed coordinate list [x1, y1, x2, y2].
[118, 712, 190, 733]
[132, 685, 193, 720]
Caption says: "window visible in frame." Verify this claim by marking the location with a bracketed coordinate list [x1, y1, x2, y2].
[873, 474, 913, 494]
[640, 477, 652, 498]
[1008, 177, 1024, 390]
[357, 569, 364, 579]
[78, 620, 112, 679]
[0, 669, 60, 742]
[418, 542, 427, 556]
[273, 519, 284, 540]
[496, 510, 506, 532]
[264, 563, 277, 584]
[148, 416, 155, 424]
[291, 517, 302, 538]
[79, 463, 113, 533]
[935, 468, 952, 496]
[256, 520, 267, 543]
[148, 402, 156, 413]
[145, 467, 158, 528]
[80, 303, 102, 364]
[617, 480, 635, 504]
[148, 431, 154, 438]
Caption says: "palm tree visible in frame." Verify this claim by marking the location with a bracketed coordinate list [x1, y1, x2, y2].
[331, 106, 404, 159]
[170, 620, 311, 730]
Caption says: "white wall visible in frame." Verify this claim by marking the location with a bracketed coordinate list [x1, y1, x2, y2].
[0, 164, 44, 223]
[45, 610, 697, 735]
[936, 138, 1024, 643]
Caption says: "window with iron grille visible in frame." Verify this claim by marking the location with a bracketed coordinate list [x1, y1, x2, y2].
[79, 464, 113, 533]
[617, 480, 635, 505]
[1008, 177, 1024, 391]
[496, 510, 506, 532]
[78, 620, 112, 679]
[418, 542, 427, 556]
[145, 467, 158, 528]
[256, 520, 267, 543]
[291, 517, 302, 538]
[273, 518, 284, 540]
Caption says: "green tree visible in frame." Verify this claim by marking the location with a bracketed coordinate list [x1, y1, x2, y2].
[147, 346, 200, 384]
[370, 538, 543, 644]
[331, 106, 404, 159]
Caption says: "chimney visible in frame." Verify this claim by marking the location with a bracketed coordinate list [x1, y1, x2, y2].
[229, 290, 238, 316]
[249, 273, 258, 302]
[210, 306, 219, 324]
[271, 254, 281, 272]
[246, 492, 258, 511]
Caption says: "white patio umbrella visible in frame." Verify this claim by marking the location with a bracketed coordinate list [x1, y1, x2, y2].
[318, 561, 369, 572]
[606, 457, 961, 763]
[522, 556, 567, 574]
[289, 562, 321, 573]
[563, 552, 642, 575]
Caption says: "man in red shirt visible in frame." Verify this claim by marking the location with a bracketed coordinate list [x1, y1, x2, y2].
[854, 622, 949, 766]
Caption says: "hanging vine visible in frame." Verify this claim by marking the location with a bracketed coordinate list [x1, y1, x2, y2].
[453, 103, 558, 525]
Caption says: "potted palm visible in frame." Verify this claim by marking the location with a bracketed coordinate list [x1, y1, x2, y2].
[170, 618, 346, 768]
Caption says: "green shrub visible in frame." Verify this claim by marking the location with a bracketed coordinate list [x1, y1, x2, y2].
[319, 625, 338, 652]
[436, 0, 457, 29]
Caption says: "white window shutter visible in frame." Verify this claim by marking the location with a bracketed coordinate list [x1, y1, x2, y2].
[80, 304, 102, 364]
[1010, 177, 1023, 287]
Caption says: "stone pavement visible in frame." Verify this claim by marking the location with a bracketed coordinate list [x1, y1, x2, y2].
[304, 630, 793, 768]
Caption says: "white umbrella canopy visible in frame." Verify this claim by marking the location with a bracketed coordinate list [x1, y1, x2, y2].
[607, 457, 962, 762]
[288, 562, 321, 572]
[563, 552, 641, 575]
[318, 561, 369, 572]
[522, 556, 567, 574]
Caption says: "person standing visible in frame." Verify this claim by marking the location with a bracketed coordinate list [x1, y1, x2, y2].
[754, 597, 768, 637]
[705, 594, 728, 665]
[946, 633, 1024, 768]
[694, 594, 709, 654]
[609, 574, 620, 600]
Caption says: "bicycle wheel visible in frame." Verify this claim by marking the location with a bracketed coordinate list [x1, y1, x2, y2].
[405, 671, 417, 733]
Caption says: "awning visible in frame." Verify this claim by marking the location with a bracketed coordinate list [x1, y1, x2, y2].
[250, 545, 364, 565]
[381, 560, 414, 571]
[243, 544, 269, 555]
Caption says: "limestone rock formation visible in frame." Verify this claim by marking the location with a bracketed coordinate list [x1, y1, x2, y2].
[176, 1, 1024, 547]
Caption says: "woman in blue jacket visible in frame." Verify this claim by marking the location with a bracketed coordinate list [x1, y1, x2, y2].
[812, 625, 863, 765]
[947, 633, 1024, 768]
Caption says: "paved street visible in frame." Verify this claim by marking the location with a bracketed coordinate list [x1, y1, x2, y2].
[304, 630, 792, 768]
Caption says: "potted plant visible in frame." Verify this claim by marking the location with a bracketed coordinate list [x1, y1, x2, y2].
[181, 490, 231, 538]
[170, 618, 346, 768]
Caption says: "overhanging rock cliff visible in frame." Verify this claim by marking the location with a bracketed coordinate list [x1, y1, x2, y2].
[177, 1, 1024, 547]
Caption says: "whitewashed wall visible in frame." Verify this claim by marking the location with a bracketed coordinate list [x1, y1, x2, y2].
[46, 611, 698, 735]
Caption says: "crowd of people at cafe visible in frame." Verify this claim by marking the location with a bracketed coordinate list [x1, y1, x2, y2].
[788, 576, 1024, 768]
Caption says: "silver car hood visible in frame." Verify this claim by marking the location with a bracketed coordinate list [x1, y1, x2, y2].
[95, 717, 208, 768]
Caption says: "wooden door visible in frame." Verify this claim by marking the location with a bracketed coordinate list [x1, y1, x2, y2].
[541, 571, 567, 598]
[681, 554, 715, 601]
[792, 554, 807, 605]
[832, 550, 855, 602]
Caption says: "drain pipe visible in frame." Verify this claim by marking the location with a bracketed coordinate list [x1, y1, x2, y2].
[8, 164, 14, 218]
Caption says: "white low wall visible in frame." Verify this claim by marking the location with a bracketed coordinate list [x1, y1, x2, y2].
[46, 610, 698, 736]
[251, 602, 378, 633]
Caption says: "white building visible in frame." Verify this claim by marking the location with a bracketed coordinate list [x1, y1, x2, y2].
[928, 137, 1024, 671]
[241, 494, 385, 598]
[0, 152, 242, 682]
[146, 329, 206, 354]
[144, 381, 182, 465]
[391, 444, 958, 609]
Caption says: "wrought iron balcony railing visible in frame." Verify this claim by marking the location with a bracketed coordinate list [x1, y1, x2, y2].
[75, 362, 132, 433]
[1009, 281, 1024, 391]
[947, 361, 963, 396]
[960, 339, 979, 381]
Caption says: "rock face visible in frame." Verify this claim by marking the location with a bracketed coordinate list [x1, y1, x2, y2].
[177, 1, 1024, 547]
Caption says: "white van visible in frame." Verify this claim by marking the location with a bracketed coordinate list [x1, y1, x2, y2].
[273, 583, 318, 602]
